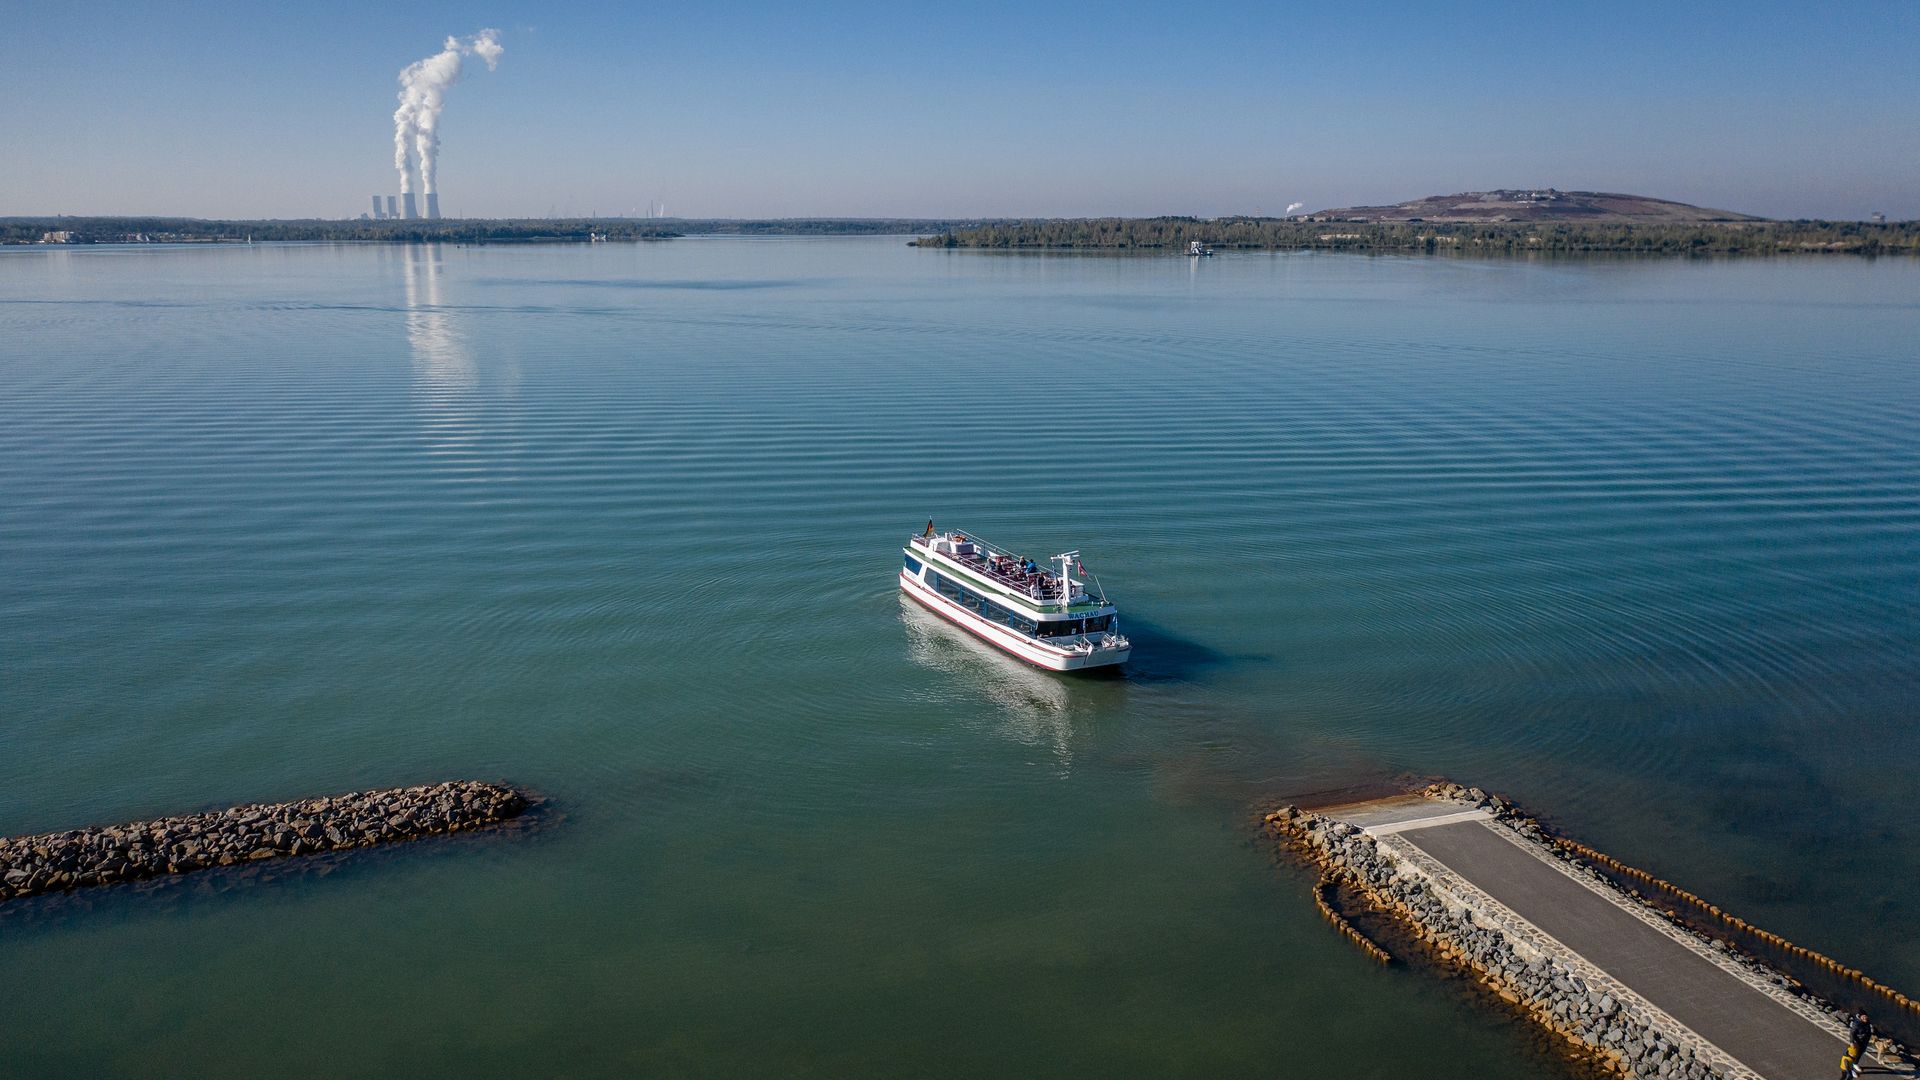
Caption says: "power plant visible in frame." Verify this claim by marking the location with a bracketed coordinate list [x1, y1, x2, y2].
[367, 193, 435, 221]
[369, 192, 439, 219]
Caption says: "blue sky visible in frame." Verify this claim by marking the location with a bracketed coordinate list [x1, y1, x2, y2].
[4, 0, 1916, 219]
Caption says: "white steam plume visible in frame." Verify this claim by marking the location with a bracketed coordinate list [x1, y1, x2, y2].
[393, 29, 503, 197]
[1285, 201, 1305, 215]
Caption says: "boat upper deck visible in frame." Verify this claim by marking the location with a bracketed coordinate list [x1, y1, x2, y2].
[908, 532, 1108, 611]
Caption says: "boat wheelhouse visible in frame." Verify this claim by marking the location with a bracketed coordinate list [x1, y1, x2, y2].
[900, 525, 1130, 672]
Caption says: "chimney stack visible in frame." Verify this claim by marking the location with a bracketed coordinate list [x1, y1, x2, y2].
[371, 196, 386, 220]
[425, 193, 442, 220]
[402, 193, 419, 220]
[386, 196, 399, 219]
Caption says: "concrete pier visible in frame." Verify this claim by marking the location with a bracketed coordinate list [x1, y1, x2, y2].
[1269, 789, 1915, 1080]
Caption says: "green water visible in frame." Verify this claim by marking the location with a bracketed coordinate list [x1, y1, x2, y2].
[3, 239, 1917, 1076]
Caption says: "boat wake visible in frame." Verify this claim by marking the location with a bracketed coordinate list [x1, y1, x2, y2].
[899, 595, 1081, 775]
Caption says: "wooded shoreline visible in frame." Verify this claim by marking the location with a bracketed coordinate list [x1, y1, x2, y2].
[0, 216, 991, 246]
[11, 214, 1914, 255]
[912, 218, 1920, 255]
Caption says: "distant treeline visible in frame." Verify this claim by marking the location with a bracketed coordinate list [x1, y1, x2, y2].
[911, 218, 1920, 255]
[3, 217, 680, 245]
[692, 218, 999, 236]
[1, 217, 1003, 245]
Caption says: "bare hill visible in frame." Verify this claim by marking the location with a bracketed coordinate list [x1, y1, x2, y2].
[1307, 189, 1764, 223]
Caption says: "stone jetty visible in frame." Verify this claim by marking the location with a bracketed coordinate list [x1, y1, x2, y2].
[1267, 784, 1917, 1080]
[1, 781, 527, 904]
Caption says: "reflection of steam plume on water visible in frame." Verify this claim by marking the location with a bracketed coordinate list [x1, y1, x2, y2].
[899, 595, 1077, 775]
[403, 245, 479, 455]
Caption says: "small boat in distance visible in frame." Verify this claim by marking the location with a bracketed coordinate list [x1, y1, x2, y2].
[1187, 241, 1213, 257]
[901, 523, 1130, 671]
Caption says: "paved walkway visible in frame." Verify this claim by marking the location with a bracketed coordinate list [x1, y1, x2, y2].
[1322, 797, 1897, 1080]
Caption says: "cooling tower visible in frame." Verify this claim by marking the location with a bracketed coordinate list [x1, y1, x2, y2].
[425, 193, 442, 220]
[371, 196, 386, 220]
[386, 196, 399, 218]
[402, 193, 419, 220]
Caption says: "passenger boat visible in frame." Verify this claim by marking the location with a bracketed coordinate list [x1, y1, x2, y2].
[900, 524, 1130, 671]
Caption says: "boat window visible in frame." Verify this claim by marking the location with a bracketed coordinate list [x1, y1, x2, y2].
[904, 555, 923, 575]
[927, 566, 1055, 634]
[951, 580, 987, 612]
[1084, 615, 1112, 633]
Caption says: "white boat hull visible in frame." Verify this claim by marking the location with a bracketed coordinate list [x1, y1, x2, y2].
[900, 570, 1129, 672]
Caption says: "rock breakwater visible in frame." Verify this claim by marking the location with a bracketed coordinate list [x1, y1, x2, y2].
[1266, 785, 1915, 1080]
[1, 781, 527, 904]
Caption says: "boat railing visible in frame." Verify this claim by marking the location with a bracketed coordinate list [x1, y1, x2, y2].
[967, 555, 1060, 601]
[912, 532, 1094, 604]
[911, 531, 1108, 607]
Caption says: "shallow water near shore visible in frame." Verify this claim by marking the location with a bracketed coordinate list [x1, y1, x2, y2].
[2, 238, 1917, 1077]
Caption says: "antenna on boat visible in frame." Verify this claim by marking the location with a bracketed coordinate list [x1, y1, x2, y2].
[1053, 551, 1079, 606]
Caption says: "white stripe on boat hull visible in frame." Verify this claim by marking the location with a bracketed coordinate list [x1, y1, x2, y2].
[900, 570, 1130, 672]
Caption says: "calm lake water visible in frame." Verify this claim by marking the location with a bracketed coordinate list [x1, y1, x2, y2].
[2, 238, 1917, 1077]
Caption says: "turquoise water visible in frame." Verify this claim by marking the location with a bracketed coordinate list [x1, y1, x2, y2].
[3, 239, 1917, 1077]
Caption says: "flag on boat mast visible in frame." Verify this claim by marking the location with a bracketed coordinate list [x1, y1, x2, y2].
[923, 519, 935, 538]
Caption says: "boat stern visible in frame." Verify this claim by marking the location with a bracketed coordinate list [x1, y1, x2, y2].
[1046, 634, 1131, 671]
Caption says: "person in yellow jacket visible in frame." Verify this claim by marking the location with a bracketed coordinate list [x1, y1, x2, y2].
[1839, 1011, 1873, 1078]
